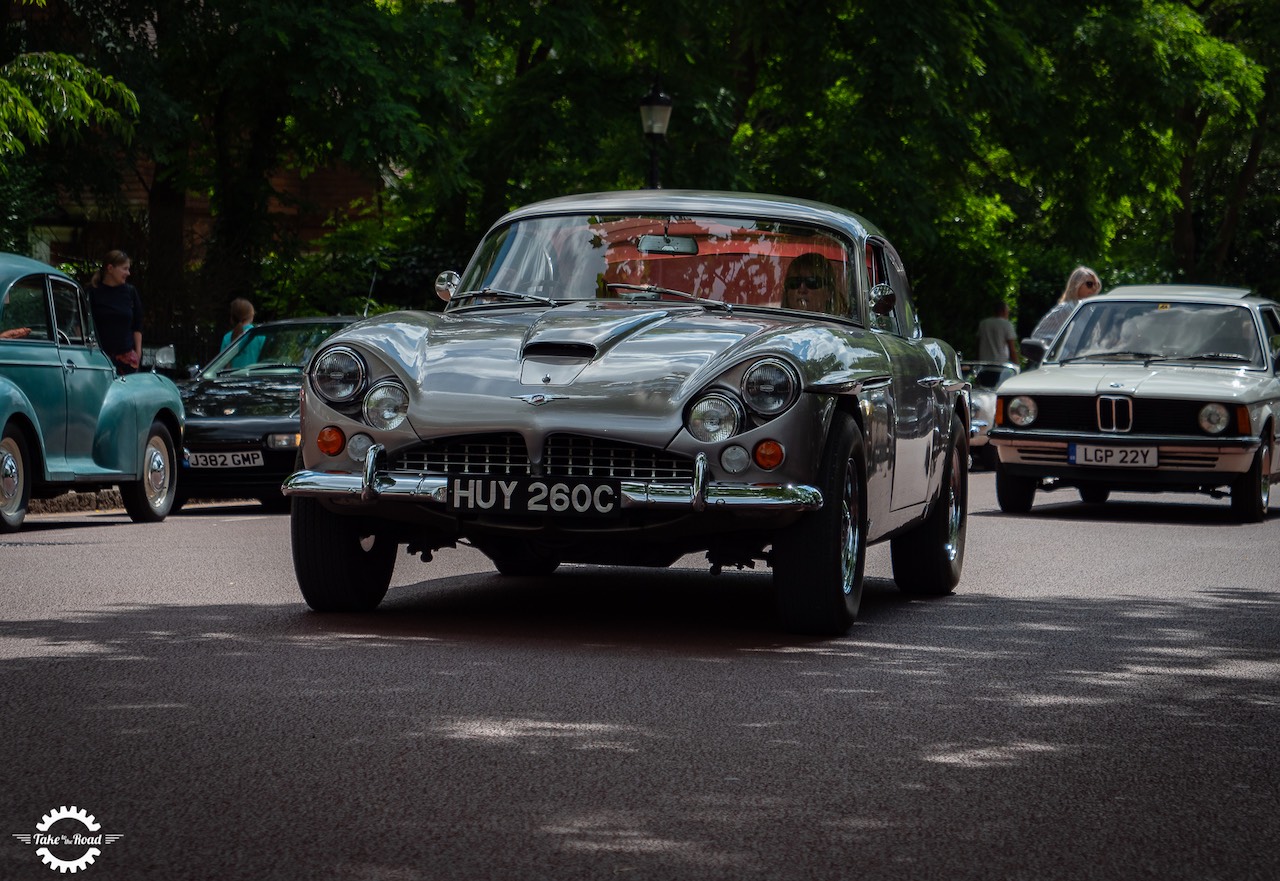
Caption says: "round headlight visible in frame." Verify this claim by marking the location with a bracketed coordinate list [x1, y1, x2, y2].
[1006, 396, 1038, 427]
[688, 394, 742, 442]
[363, 382, 410, 431]
[1198, 402, 1230, 435]
[312, 347, 366, 403]
[743, 359, 798, 416]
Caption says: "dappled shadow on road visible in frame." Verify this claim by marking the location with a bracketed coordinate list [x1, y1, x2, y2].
[2, 572, 1277, 881]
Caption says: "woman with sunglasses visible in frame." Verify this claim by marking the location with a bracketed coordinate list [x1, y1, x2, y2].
[1029, 265, 1102, 345]
[783, 252, 835, 313]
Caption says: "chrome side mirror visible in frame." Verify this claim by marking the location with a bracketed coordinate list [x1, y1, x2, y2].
[435, 270, 460, 303]
[869, 283, 896, 316]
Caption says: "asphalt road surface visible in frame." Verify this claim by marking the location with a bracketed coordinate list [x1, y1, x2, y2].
[1, 473, 1277, 880]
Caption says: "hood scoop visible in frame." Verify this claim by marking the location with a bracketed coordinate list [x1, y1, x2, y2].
[519, 340, 599, 386]
[522, 341, 598, 360]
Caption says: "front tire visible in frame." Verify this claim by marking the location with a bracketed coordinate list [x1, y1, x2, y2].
[1231, 438, 1270, 523]
[890, 413, 967, 596]
[773, 411, 867, 636]
[121, 421, 176, 523]
[291, 497, 396, 611]
[0, 424, 31, 533]
[996, 466, 1036, 513]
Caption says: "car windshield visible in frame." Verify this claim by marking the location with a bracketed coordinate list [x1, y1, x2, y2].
[1050, 300, 1265, 368]
[201, 321, 351, 378]
[454, 213, 856, 317]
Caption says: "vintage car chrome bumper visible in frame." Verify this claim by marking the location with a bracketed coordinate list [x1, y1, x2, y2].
[990, 429, 1259, 474]
[282, 446, 824, 511]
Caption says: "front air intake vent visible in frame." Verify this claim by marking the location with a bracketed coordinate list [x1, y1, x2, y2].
[522, 342, 597, 359]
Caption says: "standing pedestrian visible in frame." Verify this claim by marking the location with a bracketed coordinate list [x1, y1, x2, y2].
[1030, 266, 1102, 344]
[88, 249, 143, 374]
[976, 301, 1019, 363]
[221, 297, 255, 351]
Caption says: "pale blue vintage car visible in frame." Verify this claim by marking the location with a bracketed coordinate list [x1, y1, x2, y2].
[0, 253, 185, 531]
[284, 191, 970, 634]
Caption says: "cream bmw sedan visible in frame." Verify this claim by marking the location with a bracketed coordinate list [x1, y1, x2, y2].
[991, 285, 1280, 521]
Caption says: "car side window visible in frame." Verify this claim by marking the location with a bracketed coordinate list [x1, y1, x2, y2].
[51, 278, 88, 345]
[1262, 308, 1280, 367]
[882, 245, 922, 340]
[865, 242, 898, 334]
[0, 276, 53, 342]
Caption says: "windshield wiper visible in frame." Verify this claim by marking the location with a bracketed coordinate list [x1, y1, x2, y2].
[605, 283, 730, 312]
[450, 288, 561, 307]
[1058, 350, 1161, 364]
[1147, 352, 1252, 364]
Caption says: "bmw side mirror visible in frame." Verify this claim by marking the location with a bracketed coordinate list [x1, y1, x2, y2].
[435, 270, 460, 303]
[1020, 337, 1046, 369]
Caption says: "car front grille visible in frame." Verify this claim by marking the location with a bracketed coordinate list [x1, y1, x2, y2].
[390, 433, 694, 480]
[1009, 396, 1245, 436]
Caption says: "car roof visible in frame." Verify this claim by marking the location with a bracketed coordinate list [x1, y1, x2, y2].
[0, 252, 73, 291]
[1104, 284, 1256, 302]
[491, 190, 883, 244]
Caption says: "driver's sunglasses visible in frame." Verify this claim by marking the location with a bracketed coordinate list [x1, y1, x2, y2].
[786, 276, 823, 290]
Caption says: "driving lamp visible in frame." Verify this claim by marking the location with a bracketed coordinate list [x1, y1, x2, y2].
[689, 395, 741, 442]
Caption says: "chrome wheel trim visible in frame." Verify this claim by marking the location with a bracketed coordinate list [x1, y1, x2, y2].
[840, 458, 859, 596]
[0, 442, 19, 510]
[944, 443, 964, 563]
[1261, 441, 1271, 509]
[143, 436, 172, 508]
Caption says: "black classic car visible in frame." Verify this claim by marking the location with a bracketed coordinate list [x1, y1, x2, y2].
[177, 316, 356, 510]
[283, 191, 970, 634]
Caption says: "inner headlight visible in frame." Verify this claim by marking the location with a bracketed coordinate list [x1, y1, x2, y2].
[742, 359, 798, 416]
[1198, 402, 1230, 435]
[363, 382, 410, 431]
[1006, 396, 1038, 427]
[688, 394, 742, 442]
[312, 347, 366, 403]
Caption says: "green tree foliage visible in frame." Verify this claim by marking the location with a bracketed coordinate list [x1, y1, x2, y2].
[7, 0, 1279, 359]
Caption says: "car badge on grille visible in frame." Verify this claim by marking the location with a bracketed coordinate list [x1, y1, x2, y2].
[513, 393, 569, 406]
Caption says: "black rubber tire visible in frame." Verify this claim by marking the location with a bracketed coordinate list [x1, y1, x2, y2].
[0, 424, 31, 533]
[996, 466, 1036, 513]
[890, 413, 968, 596]
[121, 420, 176, 523]
[1078, 485, 1110, 505]
[291, 497, 396, 611]
[773, 411, 867, 636]
[258, 490, 292, 513]
[1231, 438, 1270, 523]
[170, 492, 189, 514]
[980, 444, 999, 471]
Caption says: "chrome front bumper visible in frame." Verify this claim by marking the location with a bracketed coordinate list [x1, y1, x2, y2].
[282, 446, 824, 511]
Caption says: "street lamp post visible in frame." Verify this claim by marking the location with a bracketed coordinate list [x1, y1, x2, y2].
[639, 81, 672, 189]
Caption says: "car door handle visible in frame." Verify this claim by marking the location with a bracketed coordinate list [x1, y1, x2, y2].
[64, 360, 77, 372]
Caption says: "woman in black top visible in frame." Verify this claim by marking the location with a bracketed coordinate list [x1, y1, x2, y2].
[88, 250, 143, 374]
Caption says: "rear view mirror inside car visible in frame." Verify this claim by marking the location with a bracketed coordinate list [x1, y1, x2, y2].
[637, 234, 699, 255]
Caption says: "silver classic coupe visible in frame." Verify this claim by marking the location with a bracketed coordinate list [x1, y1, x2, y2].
[993, 285, 1280, 520]
[283, 191, 970, 634]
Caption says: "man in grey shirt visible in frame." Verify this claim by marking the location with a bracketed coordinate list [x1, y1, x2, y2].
[977, 302, 1019, 363]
